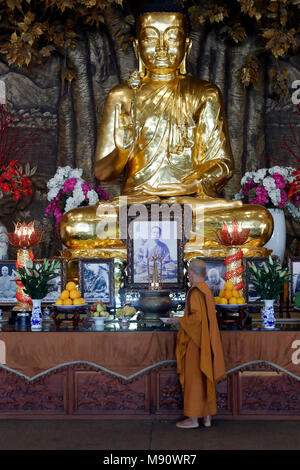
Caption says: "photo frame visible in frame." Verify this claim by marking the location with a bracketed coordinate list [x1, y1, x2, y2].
[78, 257, 115, 307]
[0, 260, 18, 305]
[244, 257, 280, 306]
[288, 257, 300, 304]
[34, 258, 67, 304]
[187, 257, 229, 297]
[124, 203, 187, 289]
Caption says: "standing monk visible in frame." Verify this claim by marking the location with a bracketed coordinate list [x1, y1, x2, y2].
[169, 259, 226, 428]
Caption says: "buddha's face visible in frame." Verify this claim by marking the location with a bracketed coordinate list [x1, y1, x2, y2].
[137, 12, 187, 74]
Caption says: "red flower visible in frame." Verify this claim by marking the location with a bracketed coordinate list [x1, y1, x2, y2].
[0, 183, 10, 193]
[13, 189, 20, 200]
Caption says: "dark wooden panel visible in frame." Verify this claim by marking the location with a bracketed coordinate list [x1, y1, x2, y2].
[216, 377, 231, 414]
[73, 370, 150, 414]
[0, 369, 66, 414]
[155, 366, 183, 413]
[239, 369, 300, 415]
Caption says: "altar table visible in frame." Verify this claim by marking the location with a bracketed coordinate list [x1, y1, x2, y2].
[0, 324, 300, 419]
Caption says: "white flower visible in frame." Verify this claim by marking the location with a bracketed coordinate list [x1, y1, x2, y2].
[69, 168, 83, 180]
[87, 190, 99, 205]
[263, 176, 276, 190]
[73, 181, 85, 205]
[286, 201, 300, 219]
[253, 168, 267, 183]
[47, 187, 60, 201]
[269, 188, 281, 206]
[65, 197, 78, 212]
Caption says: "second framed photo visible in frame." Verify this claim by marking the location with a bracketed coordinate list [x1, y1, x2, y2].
[0, 260, 18, 305]
[189, 257, 227, 297]
[78, 258, 115, 307]
[288, 257, 300, 304]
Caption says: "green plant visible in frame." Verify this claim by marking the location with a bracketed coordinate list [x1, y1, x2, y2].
[14, 258, 61, 299]
[248, 256, 289, 300]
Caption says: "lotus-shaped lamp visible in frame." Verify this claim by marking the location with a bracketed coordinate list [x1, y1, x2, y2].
[214, 220, 250, 246]
[6, 221, 42, 248]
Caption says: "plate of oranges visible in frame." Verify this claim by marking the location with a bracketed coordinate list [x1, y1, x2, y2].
[54, 281, 86, 309]
[214, 280, 246, 308]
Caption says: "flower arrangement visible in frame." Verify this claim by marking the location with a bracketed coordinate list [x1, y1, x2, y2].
[115, 305, 136, 318]
[44, 166, 109, 229]
[0, 160, 33, 200]
[248, 256, 289, 300]
[14, 258, 61, 300]
[235, 166, 300, 218]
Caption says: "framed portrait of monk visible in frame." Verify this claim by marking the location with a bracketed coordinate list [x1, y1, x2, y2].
[288, 257, 300, 304]
[124, 203, 186, 289]
[78, 257, 115, 307]
[0, 260, 17, 305]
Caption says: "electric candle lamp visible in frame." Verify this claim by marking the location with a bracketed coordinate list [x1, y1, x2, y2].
[6, 221, 43, 314]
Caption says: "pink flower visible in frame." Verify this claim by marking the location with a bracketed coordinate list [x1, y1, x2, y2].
[273, 173, 286, 189]
[242, 179, 256, 196]
[96, 186, 110, 200]
[278, 190, 287, 208]
[63, 178, 77, 193]
[250, 185, 269, 205]
[292, 192, 300, 207]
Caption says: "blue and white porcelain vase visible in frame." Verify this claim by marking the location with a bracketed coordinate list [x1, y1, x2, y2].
[262, 299, 276, 330]
[31, 299, 42, 330]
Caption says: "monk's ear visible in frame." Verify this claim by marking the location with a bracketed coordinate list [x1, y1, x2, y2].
[133, 39, 146, 78]
[178, 37, 192, 76]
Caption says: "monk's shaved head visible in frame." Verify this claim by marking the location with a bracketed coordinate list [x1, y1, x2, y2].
[188, 259, 206, 278]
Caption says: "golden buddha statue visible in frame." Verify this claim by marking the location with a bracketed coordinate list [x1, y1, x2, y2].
[60, 7, 273, 259]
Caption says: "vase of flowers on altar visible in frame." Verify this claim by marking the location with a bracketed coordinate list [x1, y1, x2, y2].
[44, 166, 109, 234]
[247, 256, 289, 329]
[115, 305, 137, 329]
[235, 166, 300, 263]
[90, 299, 109, 330]
[14, 259, 61, 330]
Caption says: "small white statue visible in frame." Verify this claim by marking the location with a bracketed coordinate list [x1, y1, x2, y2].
[0, 222, 8, 260]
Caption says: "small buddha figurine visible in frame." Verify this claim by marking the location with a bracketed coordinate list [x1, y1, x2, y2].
[60, 2, 273, 256]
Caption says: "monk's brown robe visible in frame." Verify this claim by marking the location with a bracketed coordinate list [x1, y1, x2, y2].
[176, 281, 226, 418]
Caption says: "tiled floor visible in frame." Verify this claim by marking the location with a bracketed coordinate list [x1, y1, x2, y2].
[0, 418, 300, 450]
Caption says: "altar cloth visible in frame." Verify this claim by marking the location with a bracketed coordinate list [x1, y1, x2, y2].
[0, 330, 300, 380]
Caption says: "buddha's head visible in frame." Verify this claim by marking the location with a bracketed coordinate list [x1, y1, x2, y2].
[134, 4, 191, 77]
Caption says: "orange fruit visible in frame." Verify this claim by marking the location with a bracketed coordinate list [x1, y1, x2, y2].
[60, 290, 70, 300]
[220, 298, 228, 304]
[66, 281, 76, 291]
[70, 289, 80, 300]
[224, 280, 234, 290]
[73, 298, 81, 305]
[63, 298, 73, 305]
[79, 298, 85, 304]
[55, 298, 63, 305]
[239, 297, 246, 304]
[219, 290, 225, 298]
[214, 297, 221, 304]
[232, 290, 240, 298]
[224, 289, 233, 300]
[229, 297, 237, 305]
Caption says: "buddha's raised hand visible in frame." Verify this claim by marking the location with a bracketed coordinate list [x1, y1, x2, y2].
[114, 102, 136, 151]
